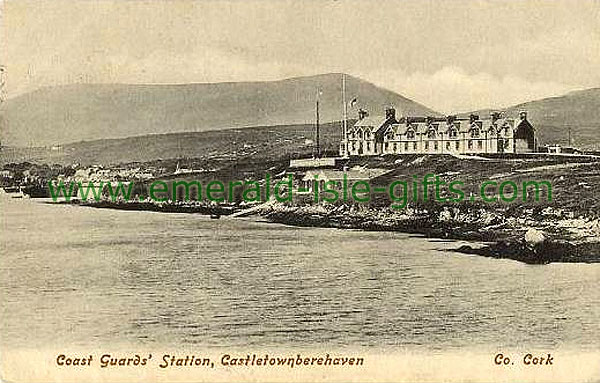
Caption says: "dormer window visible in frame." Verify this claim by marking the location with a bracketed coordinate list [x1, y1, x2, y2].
[471, 127, 480, 138]
[427, 130, 436, 139]
[406, 130, 415, 140]
[449, 128, 458, 139]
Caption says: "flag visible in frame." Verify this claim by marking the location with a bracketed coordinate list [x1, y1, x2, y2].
[349, 97, 358, 107]
[316, 88, 323, 101]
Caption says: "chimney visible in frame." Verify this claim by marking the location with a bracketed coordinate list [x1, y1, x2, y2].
[358, 109, 369, 120]
[385, 107, 396, 121]
[519, 111, 528, 121]
[469, 114, 480, 124]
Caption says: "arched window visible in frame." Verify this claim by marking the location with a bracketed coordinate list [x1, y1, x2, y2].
[357, 129, 363, 139]
[406, 130, 415, 140]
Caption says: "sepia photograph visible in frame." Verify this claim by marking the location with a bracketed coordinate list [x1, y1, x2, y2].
[0, 0, 599, 382]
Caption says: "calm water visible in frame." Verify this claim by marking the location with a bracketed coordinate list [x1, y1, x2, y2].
[1, 196, 599, 350]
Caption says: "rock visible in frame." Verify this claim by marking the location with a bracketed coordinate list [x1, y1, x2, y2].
[525, 228, 546, 245]
[438, 208, 452, 222]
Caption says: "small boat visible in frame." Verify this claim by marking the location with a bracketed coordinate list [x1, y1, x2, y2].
[210, 214, 221, 220]
[2, 186, 27, 199]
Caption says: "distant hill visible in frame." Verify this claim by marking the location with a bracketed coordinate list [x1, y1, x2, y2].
[0, 73, 438, 147]
[468, 88, 600, 149]
[0, 121, 345, 166]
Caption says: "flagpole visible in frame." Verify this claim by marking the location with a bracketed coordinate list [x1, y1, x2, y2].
[342, 73, 347, 155]
[316, 95, 320, 158]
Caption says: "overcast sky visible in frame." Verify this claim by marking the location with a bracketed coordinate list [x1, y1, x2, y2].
[2, 0, 599, 113]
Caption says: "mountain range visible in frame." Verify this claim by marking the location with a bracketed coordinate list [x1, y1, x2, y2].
[0, 73, 437, 147]
[1, 74, 599, 158]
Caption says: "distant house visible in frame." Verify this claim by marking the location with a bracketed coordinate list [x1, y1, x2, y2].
[340, 108, 536, 156]
[542, 144, 582, 154]
[301, 168, 390, 192]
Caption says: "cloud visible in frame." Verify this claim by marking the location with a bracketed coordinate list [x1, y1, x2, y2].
[363, 67, 576, 114]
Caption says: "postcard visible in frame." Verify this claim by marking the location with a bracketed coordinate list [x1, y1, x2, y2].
[1, 1, 599, 382]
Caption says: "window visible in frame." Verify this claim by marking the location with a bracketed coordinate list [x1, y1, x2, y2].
[407, 130, 415, 140]
[456, 141, 460, 150]
[478, 141, 483, 149]
[393, 143, 397, 152]
[428, 130, 436, 139]
[385, 142, 389, 150]
[446, 142, 451, 150]
[425, 141, 429, 150]
[413, 142, 417, 150]
[468, 140, 473, 149]
[471, 128, 480, 138]
[352, 142, 356, 150]
[367, 142, 371, 151]
[405, 142, 409, 150]
[434, 142, 439, 150]
[450, 129, 458, 139]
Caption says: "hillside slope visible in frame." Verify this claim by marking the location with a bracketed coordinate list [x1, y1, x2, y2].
[0, 121, 345, 166]
[0, 73, 438, 147]
[469, 88, 600, 149]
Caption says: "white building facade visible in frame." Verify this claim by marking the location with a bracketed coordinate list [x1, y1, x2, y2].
[340, 108, 535, 157]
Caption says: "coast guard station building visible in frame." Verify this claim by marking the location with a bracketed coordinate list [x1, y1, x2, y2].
[340, 107, 536, 156]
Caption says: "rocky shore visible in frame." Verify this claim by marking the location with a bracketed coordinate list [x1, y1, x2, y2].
[75, 199, 237, 216]
[256, 202, 600, 264]
[63, 197, 600, 264]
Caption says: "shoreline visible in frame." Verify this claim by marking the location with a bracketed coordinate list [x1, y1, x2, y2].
[60, 199, 237, 216]
[255, 203, 600, 265]
[56, 198, 600, 265]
